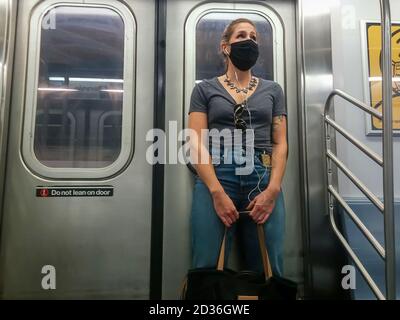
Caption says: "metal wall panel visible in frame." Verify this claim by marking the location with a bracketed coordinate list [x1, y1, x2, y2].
[0, 0, 155, 299]
[0, 0, 16, 248]
[299, 0, 349, 299]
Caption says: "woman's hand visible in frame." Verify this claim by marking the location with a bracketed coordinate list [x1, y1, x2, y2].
[211, 190, 239, 227]
[246, 187, 280, 224]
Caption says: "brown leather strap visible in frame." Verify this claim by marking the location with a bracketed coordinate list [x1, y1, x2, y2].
[238, 295, 259, 300]
[217, 228, 227, 271]
[216, 225, 272, 279]
[179, 276, 188, 300]
[257, 224, 273, 279]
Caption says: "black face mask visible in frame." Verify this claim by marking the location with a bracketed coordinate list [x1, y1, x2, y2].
[228, 39, 259, 71]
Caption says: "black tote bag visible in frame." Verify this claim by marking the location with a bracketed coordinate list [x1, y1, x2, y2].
[181, 224, 297, 300]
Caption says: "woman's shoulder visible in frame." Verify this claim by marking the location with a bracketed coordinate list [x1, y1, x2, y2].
[256, 79, 284, 97]
[190, 77, 219, 103]
[195, 76, 219, 87]
[257, 78, 281, 89]
[192, 77, 220, 95]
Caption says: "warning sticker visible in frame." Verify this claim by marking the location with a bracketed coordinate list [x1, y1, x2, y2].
[36, 187, 114, 198]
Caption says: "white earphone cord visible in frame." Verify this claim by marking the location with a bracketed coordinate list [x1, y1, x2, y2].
[233, 70, 267, 203]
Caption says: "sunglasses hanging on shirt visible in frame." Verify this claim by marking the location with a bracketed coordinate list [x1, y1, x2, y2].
[234, 103, 247, 130]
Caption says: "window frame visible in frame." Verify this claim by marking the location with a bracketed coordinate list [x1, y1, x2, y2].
[22, 0, 136, 179]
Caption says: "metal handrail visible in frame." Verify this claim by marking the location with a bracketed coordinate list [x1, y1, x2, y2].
[324, 89, 383, 120]
[322, 0, 395, 300]
[328, 201, 385, 300]
[324, 116, 383, 166]
[326, 150, 384, 213]
[329, 186, 385, 260]
[324, 92, 388, 299]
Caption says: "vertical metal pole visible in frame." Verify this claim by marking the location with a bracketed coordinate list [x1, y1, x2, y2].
[150, 0, 167, 300]
[324, 117, 333, 214]
[296, 0, 314, 299]
[380, 0, 396, 300]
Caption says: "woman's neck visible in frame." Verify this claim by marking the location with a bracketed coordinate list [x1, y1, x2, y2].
[225, 65, 252, 89]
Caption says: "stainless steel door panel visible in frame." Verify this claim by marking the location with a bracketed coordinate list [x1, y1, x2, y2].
[0, 0, 154, 299]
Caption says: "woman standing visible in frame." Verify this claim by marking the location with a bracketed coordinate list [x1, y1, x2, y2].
[188, 18, 288, 276]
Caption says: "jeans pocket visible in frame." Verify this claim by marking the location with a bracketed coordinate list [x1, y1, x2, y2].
[254, 154, 272, 170]
[254, 154, 267, 168]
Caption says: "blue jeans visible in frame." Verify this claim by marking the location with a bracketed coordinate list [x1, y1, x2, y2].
[190, 148, 286, 276]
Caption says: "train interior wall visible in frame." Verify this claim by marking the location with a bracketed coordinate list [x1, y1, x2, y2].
[0, 0, 398, 300]
[331, 0, 399, 299]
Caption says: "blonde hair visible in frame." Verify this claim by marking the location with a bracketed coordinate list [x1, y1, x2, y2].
[220, 18, 257, 70]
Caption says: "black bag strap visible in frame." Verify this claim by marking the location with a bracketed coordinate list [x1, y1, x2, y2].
[216, 224, 273, 280]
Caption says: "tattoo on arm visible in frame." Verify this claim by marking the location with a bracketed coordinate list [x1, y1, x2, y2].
[272, 115, 284, 129]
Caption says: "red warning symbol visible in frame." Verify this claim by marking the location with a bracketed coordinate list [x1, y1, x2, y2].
[39, 189, 49, 197]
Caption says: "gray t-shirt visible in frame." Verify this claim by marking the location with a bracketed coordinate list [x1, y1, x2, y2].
[188, 77, 287, 154]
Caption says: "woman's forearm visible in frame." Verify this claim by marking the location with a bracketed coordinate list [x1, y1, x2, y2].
[194, 155, 224, 194]
[188, 112, 223, 194]
[189, 129, 223, 194]
[267, 141, 288, 197]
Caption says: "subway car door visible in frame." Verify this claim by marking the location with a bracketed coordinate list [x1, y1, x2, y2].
[163, 0, 303, 298]
[0, 0, 155, 298]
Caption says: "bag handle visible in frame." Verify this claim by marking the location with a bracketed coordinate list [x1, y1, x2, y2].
[256, 225, 273, 279]
[216, 223, 273, 280]
[217, 228, 227, 271]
